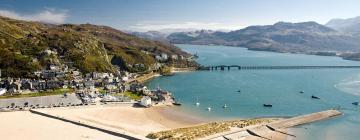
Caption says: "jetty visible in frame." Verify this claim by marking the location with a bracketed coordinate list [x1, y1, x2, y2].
[199, 65, 360, 71]
[203, 109, 342, 140]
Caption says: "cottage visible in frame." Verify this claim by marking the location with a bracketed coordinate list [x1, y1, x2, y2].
[171, 54, 178, 60]
[140, 96, 152, 107]
[155, 55, 162, 61]
[140, 86, 151, 95]
[161, 53, 168, 60]
[83, 80, 95, 89]
[46, 80, 62, 89]
[32, 80, 46, 90]
[21, 80, 33, 90]
[0, 88, 6, 95]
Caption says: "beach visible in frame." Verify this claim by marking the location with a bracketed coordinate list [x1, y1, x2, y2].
[0, 111, 125, 140]
[36, 104, 206, 137]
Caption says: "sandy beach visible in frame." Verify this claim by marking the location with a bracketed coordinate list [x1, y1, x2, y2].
[38, 105, 206, 137]
[0, 111, 125, 140]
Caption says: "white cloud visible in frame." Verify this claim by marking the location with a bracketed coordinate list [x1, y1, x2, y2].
[129, 22, 246, 32]
[0, 9, 67, 24]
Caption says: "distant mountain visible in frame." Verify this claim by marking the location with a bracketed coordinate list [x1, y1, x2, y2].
[128, 31, 168, 41]
[0, 16, 192, 77]
[167, 22, 360, 55]
[167, 30, 226, 45]
[326, 16, 360, 35]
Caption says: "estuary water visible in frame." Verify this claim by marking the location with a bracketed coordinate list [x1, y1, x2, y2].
[146, 44, 360, 140]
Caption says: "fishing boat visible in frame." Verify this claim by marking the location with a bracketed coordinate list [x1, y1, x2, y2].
[263, 104, 272, 107]
[299, 91, 304, 93]
[207, 107, 212, 111]
[352, 102, 359, 106]
[311, 95, 320, 99]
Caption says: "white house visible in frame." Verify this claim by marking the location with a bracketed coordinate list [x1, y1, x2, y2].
[49, 65, 60, 70]
[140, 96, 152, 107]
[171, 54, 178, 60]
[0, 88, 6, 96]
[161, 53, 168, 60]
[141, 86, 151, 95]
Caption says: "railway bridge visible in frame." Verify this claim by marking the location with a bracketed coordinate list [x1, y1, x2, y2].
[199, 65, 360, 71]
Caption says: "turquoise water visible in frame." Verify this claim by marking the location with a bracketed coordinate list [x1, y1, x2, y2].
[146, 44, 360, 140]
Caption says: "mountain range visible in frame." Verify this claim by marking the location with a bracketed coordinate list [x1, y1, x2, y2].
[132, 17, 360, 61]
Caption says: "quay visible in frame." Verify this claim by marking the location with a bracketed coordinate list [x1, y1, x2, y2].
[199, 65, 360, 71]
[203, 109, 342, 140]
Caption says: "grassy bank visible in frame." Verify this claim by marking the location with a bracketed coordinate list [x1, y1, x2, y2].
[0, 88, 74, 99]
[147, 118, 275, 140]
[124, 91, 143, 100]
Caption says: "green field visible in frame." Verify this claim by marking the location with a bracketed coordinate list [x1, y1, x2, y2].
[0, 88, 74, 99]
[124, 91, 143, 100]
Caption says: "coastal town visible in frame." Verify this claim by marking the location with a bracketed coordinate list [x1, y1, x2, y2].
[0, 51, 195, 111]
[2, 1, 360, 139]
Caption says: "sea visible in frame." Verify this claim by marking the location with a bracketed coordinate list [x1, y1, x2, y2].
[145, 44, 360, 140]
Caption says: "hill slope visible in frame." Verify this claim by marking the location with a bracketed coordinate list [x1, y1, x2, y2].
[0, 16, 191, 77]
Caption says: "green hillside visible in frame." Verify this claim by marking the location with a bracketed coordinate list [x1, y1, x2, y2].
[0, 16, 191, 77]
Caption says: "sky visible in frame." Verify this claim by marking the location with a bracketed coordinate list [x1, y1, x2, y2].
[0, 0, 360, 32]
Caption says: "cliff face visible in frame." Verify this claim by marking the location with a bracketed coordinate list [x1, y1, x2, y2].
[0, 16, 190, 77]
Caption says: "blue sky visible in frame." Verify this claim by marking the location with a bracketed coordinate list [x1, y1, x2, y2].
[0, 0, 360, 31]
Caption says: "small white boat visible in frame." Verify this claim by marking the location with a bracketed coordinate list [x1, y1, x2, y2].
[195, 102, 200, 106]
[207, 107, 212, 111]
[223, 104, 228, 108]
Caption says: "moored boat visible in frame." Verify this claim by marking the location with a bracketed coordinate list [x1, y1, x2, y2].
[352, 102, 359, 106]
[263, 104, 272, 107]
[311, 95, 320, 99]
[195, 102, 200, 106]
